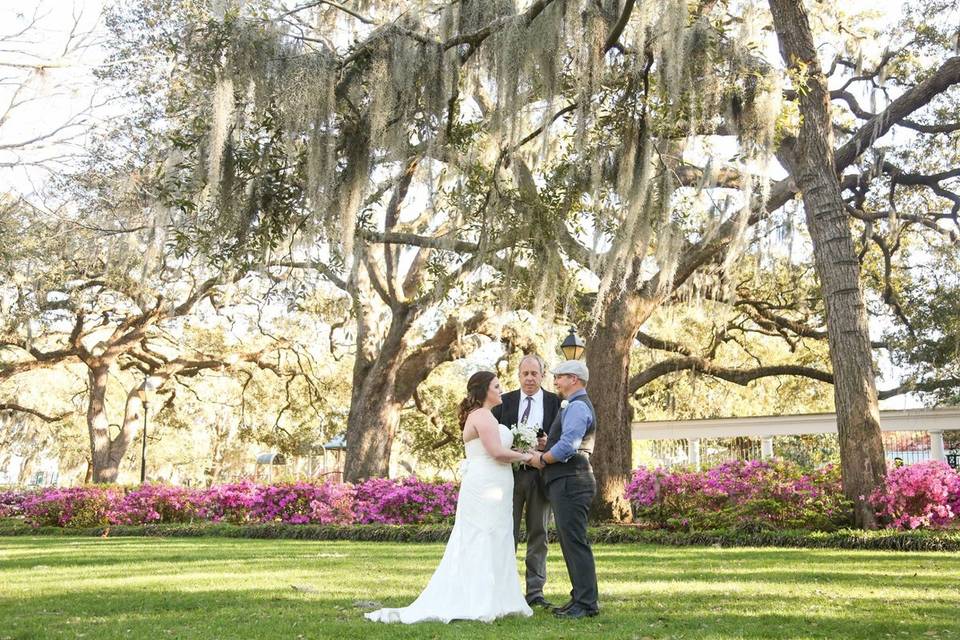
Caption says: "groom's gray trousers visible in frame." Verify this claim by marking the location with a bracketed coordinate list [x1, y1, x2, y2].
[546, 471, 599, 611]
[513, 466, 550, 602]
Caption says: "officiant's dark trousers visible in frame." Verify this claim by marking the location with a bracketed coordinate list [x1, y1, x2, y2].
[547, 473, 599, 611]
[513, 466, 550, 602]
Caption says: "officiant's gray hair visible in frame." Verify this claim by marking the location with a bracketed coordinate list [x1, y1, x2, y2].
[519, 353, 546, 374]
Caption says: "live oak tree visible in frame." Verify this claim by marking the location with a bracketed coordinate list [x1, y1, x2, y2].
[83, 0, 959, 524]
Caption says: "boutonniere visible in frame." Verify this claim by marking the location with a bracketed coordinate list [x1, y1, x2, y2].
[560, 400, 569, 409]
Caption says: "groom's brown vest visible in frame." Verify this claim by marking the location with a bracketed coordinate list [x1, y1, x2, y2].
[542, 394, 596, 485]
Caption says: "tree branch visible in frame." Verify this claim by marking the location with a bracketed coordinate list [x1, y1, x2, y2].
[0, 402, 70, 423]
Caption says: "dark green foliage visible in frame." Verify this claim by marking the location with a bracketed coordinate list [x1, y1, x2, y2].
[4, 517, 959, 551]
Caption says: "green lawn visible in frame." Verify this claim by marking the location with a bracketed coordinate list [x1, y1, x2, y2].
[1, 537, 958, 639]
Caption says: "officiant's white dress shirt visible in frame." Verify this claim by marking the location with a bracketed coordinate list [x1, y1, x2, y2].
[515, 388, 544, 430]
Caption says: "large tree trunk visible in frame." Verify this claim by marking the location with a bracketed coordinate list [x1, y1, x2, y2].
[343, 305, 413, 482]
[88, 363, 117, 483]
[587, 292, 656, 522]
[87, 359, 147, 483]
[769, 0, 886, 528]
[344, 380, 404, 482]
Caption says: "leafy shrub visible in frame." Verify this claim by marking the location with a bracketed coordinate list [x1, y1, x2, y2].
[625, 460, 852, 531]
[869, 460, 960, 530]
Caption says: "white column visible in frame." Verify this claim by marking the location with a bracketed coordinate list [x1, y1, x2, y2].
[688, 438, 701, 471]
[930, 430, 946, 462]
[761, 436, 774, 460]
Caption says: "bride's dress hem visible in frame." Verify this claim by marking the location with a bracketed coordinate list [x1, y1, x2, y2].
[364, 606, 533, 625]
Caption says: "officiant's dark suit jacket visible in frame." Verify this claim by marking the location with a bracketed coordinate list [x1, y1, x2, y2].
[494, 388, 561, 435]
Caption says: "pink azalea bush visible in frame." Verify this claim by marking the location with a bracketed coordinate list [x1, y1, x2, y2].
[353, 477, 458, 524]
[196, 481, 262, 524]
[0, 489, 31, 517]
[625, 459, 851, 531]
[111, 483, 203, 524]
[869, 460, 960, 530]
[246, 482, 355, 525]
[12, 478, 457, 528]
[21, 486, 123, 528]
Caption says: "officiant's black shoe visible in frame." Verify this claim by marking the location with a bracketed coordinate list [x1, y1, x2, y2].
[527, 597, 554, 609]
[554, 605, 598, 619]
[551, 600, 574, 614]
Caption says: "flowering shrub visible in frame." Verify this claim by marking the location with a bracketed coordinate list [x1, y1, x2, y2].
[197, 481, 261, 524]
[7, 478, 456, 528]
[0, 489, 31, 517]
[22, 486, 122, 528]
[111, 484, 202, 525]
[625, 460, 851, 531]
[869, 461, 960, 530]
[353, 477, 458, 524]
[247, 482, 355, 525]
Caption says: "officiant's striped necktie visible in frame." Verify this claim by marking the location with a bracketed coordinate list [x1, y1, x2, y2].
[521, 396, 532, 424]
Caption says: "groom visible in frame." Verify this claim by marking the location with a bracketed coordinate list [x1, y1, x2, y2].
[529, 359, 599, 619]
[492, 353, 560, 609]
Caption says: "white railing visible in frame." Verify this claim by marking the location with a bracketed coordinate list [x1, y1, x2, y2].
[632, 407, 960, 470]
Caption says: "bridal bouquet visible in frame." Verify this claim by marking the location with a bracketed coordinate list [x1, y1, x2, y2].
[510, 422, 539, 468]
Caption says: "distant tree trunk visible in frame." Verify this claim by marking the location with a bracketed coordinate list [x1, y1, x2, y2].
[769, 0, 886, 528]
[16, 450, 37, 484]
[208, 422, 233, 485]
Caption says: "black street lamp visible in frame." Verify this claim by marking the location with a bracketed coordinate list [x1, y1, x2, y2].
[560, 326, 585, 361]
[137, 378, 157, 483]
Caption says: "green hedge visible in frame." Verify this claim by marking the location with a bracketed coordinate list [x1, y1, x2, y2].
[2, 517, 959, 551]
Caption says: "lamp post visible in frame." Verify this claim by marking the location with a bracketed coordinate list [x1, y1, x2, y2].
[560, 326, 586, 360]
[137, 377, 157, 483]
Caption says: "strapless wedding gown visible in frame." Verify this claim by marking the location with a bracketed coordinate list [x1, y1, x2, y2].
[365, 424, 533, 624]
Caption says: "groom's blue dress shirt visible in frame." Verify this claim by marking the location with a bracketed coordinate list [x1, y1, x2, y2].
[548, 389, 593, 463]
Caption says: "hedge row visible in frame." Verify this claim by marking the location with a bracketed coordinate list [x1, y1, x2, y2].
[3, 518, 959, 551]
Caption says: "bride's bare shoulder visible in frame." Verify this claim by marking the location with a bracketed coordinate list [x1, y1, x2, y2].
[465, 407, 496, 429]
[470, 409, 500, 432]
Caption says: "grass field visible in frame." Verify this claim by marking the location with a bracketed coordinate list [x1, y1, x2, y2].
[1, 536, 958, 639]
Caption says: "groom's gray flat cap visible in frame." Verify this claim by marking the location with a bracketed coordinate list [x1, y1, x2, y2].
[551, 360, 589, 382]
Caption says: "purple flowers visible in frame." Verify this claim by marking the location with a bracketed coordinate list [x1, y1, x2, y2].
[868, 461, 960, 530]
[625, 459, 851, 531]
[353, 477, 458, 525]
[12, 478, 458, 528]
[11, 462, 958, 532]
[20, 486, 122, 528]
[0, 489, 31, 518]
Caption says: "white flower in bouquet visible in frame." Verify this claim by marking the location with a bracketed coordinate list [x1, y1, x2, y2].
[510, 422, 539, 451]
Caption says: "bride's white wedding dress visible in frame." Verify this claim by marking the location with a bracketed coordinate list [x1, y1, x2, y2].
[365, 424, 533, 624]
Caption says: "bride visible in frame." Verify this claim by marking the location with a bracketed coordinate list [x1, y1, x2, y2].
[365, 371, 536, 624]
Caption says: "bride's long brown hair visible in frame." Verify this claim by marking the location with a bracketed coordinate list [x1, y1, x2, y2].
[457, 371, 497, 430]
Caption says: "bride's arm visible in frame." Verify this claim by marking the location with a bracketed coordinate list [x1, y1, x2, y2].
[474, 412, 534, 464]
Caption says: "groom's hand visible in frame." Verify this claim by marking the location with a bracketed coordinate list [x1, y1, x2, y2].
[536, 435, 547, 450]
